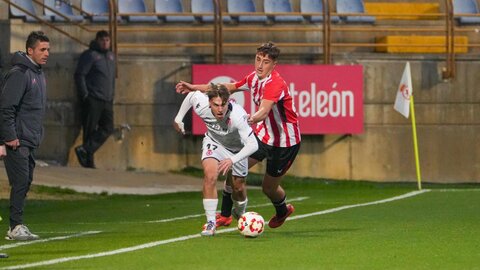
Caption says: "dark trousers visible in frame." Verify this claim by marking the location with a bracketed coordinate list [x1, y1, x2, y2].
[4, 146, 35, 229]
[81, 97, 114, 154]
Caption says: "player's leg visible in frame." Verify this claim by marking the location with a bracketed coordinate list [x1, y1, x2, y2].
[200, 136, 224, 236]
[201, 158, 219, 236]
[217, 156, 260, 225]
[263, 143, 300, 228]
[230, 157, 249, 219]
[231, 176, 247, 219]
[216, 173, 234, 227]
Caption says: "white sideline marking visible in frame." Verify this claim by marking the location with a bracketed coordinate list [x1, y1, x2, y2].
[0, 191, 427, 270]
[288, 190, 429, 221]
[435, 189, 480, 192]
[146, 196, 310, 223]
[0, 231, 101, 251]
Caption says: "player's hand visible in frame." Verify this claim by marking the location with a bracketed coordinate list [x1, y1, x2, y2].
[173, 121, 185, 135]
[218, 159, 233, 176]
[175, 81, 194, 94]
[0, 145, 6, 157]
[5, 139, 19, 150]
[247, 114, 254, 125]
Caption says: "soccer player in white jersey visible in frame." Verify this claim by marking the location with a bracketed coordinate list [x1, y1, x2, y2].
[176, 42, 301, 229]
[173, 84, 258, 236]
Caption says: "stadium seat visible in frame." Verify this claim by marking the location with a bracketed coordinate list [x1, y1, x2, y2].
[336, 0, 375, 24]
[227, 0, 267, 23]
[155, 0, 195, 23]
[9, 0, 51, 22]
[118, 0, 159, 23]
[453, 0, 480, 25]
[44, 0, 84, 22]
[264, 0, 304, 22]
[191, 0, 231, 23]
[82, 0, 121, 22]
[300, 0, 339, 23]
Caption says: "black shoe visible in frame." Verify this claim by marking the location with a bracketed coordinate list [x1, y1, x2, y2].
[86, 153, 96, 169]
[75, 146, 89, 168]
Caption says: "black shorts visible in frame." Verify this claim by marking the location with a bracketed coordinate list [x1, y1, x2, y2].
[250, 137, 301, 177]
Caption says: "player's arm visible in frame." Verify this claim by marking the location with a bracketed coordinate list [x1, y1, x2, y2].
[176, 81, 238, 95]
[218, 116, 259, 175]
[175, 81, 208, 94]
[248, 99, 275, 125]
[173, 92, 195, 134]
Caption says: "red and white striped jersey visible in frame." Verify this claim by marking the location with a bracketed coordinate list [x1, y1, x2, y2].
[235, 70, 301, 147]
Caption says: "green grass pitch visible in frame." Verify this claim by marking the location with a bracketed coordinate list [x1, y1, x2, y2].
[0, 174, 479, 269]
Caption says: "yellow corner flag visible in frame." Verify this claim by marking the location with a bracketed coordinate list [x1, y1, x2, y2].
[394, 62, 422, 190]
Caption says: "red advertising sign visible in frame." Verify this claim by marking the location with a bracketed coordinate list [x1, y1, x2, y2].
[191, 64, 363, 135]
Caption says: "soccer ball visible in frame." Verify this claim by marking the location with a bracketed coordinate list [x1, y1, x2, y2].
[237, 212, 265, 237]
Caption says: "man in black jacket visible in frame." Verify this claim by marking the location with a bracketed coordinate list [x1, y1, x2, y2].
[0, 31, 50, 241]
[74, 30, 115, 168]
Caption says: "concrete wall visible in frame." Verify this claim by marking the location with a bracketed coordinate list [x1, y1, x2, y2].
[2, 18, 480, 184]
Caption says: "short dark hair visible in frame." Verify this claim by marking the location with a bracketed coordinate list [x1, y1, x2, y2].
[257, 41, 280, 61]
[206, 83, 230, 104]
[25, 31, 49, 51]
[96, 30, 110, 40]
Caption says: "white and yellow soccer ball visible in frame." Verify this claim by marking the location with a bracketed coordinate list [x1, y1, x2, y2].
[237, 212, 265, 237]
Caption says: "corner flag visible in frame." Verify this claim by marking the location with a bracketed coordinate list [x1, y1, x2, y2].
[394, 62, 412, 118]
[393, 62, 422, 190]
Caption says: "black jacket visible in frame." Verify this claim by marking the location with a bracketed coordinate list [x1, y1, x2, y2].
[74, 41, 115, 102]
[0, 52, 47, 148]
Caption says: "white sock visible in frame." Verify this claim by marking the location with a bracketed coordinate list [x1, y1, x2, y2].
[203, 199, 218, 224]
[233, 198, 248, 216]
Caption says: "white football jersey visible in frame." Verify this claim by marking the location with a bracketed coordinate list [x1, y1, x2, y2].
[175, 91, 257, 164]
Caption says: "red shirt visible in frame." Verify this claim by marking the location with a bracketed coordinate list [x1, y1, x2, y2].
[235, 70, 301, 147]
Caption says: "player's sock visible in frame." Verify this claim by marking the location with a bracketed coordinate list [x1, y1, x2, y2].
[220, 183, 233, 217]
[203, 199, 218, 225]
[232, 198, 248, 218]
[272, 195, 287, 217]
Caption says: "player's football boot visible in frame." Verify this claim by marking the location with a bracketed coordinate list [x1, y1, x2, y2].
[201, 221, 216, 236]
[215, 213, 232, 227]
[268, 204, 295, 229]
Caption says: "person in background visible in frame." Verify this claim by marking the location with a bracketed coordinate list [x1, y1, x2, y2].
[0, 31, 50, 240]
[74, 30, 115, 169]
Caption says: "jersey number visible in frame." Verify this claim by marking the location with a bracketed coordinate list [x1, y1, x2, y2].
[206, 143, 218, 150]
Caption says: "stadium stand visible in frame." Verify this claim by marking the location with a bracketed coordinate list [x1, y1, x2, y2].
[376, 35, 468, 53]
[9, 0, 51, 22]
[264, 0, 304, 23]
[300, 0, 339, 23]
[336, 0, 375, 23]
[82, 0, 121, 22]
[155, 0, 195, 23]
[363, 2, 440, 20]
[191, 0, 231, 23]
[118, 0, 159, 23]
[44, 0, 84, 22]
[453, 0, 480, 25]
[227, 0, 267, 23]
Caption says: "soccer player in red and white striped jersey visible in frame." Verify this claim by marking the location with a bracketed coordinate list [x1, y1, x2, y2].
[176, 42, 301, 229]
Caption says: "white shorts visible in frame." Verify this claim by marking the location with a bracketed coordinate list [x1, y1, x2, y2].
[201, 136, 248, 178]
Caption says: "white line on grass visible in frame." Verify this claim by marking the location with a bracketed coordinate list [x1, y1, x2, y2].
[434, 189, 480, 192]
[1, 191, 427, 270]
[61, 197, 310, 225]
[0, 231, 101, 251]
[145, 196, 309, 223]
